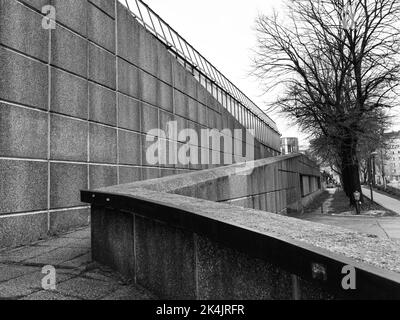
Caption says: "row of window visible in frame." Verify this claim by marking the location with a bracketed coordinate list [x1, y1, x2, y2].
[178, 59, 281, 150]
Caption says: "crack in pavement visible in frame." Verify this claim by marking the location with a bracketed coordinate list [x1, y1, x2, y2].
[376, 220, 391, 239]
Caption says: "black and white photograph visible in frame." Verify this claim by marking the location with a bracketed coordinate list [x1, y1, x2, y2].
[0, 0, 400, 307]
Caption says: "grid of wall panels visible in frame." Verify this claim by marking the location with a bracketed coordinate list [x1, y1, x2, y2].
[0, 0, 280, 248]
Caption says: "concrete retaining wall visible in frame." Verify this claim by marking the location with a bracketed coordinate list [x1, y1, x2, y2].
[90, 203, 332, 300]
[0, 0, 280, 248]
[81, 155, 400, 299]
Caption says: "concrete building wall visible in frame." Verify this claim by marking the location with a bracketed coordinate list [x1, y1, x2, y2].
[0, 0, 280, 248]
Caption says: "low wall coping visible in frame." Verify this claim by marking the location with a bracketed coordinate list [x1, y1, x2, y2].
[97, 154, 318, 195]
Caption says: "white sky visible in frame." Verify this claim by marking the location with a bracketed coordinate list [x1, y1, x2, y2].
[125, 0, 400, 144]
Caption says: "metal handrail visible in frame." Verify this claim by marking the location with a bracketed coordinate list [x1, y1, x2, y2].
[121, 0, 280, 138]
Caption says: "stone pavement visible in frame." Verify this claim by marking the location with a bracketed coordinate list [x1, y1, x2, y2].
[0, 228, 156, 300]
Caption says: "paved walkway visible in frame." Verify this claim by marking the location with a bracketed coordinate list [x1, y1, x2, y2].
[361, 186, 400, 215]
[301, 188, 400, 240]
[0, 228, 156, 300]
[301, 214, 400, 239]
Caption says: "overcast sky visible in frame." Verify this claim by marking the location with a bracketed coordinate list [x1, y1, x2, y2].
[124, 0, 400, 144]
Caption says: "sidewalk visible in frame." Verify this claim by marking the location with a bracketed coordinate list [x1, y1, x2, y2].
[300, 188, 400, 240]
[0, 228, 156, 300]
[361, 186, 400, 239]
[302, 214, 400, 239]
[361, 186, 400, 215]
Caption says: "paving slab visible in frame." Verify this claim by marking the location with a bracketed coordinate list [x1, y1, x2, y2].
[55, 276, 120, 300]
[21, 291, 78, 300]
[301, 215, 391, 239]
[35, 236, 90, 248]
[0, 264, 38, 282]
[0, 268, 75, 299]
[0, 246, 59, 264]
[60, 252, 92, 270]
[22, 247, 89, 266]
[377, 219, 400, 239]
[0, 227, 156, 300]
[60, 228, 90, 239]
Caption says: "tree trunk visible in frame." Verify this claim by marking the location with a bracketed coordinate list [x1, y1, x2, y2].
[339, 138, 362, 206]
[341, 163, 362, 205]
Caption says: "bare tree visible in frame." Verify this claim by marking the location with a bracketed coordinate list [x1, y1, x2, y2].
[253, 0, 400, 204]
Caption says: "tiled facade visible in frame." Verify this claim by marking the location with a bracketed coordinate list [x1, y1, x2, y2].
[0, 0, 281, 248]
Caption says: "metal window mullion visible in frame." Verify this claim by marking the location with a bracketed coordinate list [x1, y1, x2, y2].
[157, 19, 169, 44]
[135, 0, 145, 24]
[191, 48, 202, 70]
[167, 26, 178, 51]
[175, 33, 188, 61]
[183, 42, 196, 67]
[202, 60, 215, 82]
[146, 7, 158, 35]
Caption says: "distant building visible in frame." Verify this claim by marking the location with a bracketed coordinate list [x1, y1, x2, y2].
[280, 137, 299, 155]
[382, 131, 400, 182]
[298, 144, 310, 155]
